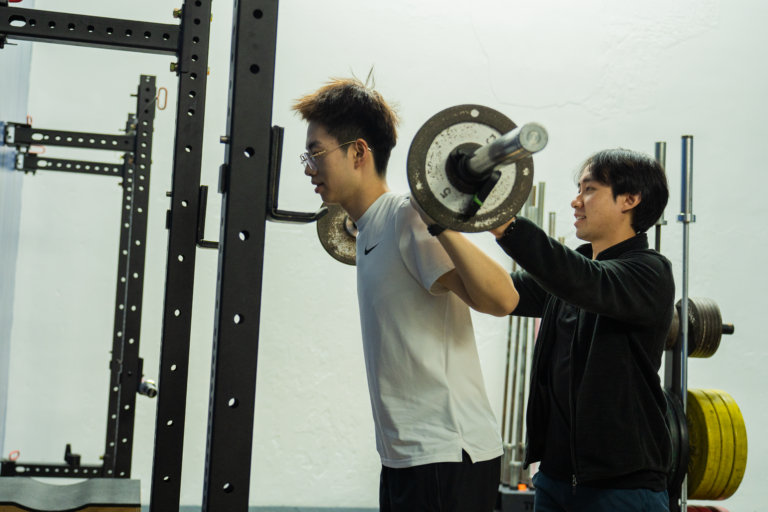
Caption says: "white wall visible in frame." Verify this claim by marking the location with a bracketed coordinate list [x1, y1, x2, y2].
[3, 0, 766, 509]
[0, 0, 34, 458]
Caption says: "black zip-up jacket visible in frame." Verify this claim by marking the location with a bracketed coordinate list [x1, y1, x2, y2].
[497, 216, 674, 486]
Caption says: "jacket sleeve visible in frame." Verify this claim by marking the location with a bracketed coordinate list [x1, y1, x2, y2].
[511, 271, 548, 318]
[497, 217, 673, 325]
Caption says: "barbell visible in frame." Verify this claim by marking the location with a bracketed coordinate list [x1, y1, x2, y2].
[317, 105, 547, 264]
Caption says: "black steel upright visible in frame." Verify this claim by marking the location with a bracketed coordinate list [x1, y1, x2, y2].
[103, 76, 157, 479]
[201, 2, 279, 510]
[149, 1, 213, 510]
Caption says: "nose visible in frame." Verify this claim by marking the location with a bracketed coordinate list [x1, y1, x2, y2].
[571, 194, 582, 209]
[304, 164, 316, 177]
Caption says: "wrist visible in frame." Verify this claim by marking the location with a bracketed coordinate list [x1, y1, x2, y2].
[427, 224, 446, 237]
[493, 217, 516, 239]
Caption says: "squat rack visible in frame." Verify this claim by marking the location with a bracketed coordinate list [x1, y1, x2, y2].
[0, 0, 214, 509]
[0, 74, 157, 480]
[1, 1, 328, 511]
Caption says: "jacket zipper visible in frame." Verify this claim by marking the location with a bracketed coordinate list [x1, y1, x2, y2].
[569, 312, 580, 494]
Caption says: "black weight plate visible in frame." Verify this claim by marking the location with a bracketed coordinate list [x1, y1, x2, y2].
[663, 388, 681, 487]
[407, 105, 534, 233]
[666, 388, 689, 493]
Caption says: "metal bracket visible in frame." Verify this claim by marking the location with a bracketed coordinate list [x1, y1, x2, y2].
[266, 125, 328, 224]
[5, 122, 15, 144]
[196, 185, 219, 249]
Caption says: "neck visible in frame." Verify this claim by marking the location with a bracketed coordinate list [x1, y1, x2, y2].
[590, 225, 637, 259]
[340, 178, 390, 222]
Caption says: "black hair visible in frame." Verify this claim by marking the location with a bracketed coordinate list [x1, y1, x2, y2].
[292, 76, 399, 178]
[576, 148, 669, 233]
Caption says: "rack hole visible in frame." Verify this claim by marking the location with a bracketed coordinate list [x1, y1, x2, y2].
[48, 21, 56, 29]
[68, 23, 75, 31]
[189, 91, 196, 98]
[193, 36, 199, 43]
[196, 0, 202, 5]
[167, 420, 174, 427]
[244, 147, 254, 157]
[10, 16, 27, 27]
[194, 18, 201, 25]
[250, 64, 260, 74]
[181, 200, 188, 207]
[239, 231, 249, 241]
[254, 9, 263, 19]
[144, 31, 151, 39]
[125, 29, 132, 37]
[129, 338, 134, 344]
[106, 27, 113, 34]
[171, 364, 177, 371]
[223, 483, 234, 493]
[190, 72, 197, 80]
[87, 25, 94, 32]
[29, 19, 36, 27]
[178, 255, 184, 262]
[163, 476, 170, 482]
[188, 109, 195, 116]
[174, 309, 180, 317]
[228, 398, 239, 408]
[185, 145, 192, 153]
[191, 54, 198, 61]
[163, 33, 170, 40]
[234, 314, 242, 324]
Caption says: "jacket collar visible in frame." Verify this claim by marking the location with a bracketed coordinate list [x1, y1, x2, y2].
[575, 233, 649, 261]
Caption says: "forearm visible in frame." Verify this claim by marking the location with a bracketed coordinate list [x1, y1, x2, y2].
[437, 230, 518, 316]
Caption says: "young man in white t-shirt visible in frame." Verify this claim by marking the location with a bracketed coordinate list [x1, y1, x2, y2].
[293, 78, 519, 511]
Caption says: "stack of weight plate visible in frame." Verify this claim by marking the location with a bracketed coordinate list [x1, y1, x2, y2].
[687, 389, 748, 501]
[666, 298, 729, 357]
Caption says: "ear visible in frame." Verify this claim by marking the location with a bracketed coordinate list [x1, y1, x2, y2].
[352, 139, 371, 170]
[620, 192, 642, 213]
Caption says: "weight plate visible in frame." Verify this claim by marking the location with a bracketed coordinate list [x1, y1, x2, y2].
[701, 389, 735, 499]
[665, 387, 688, 494]
[697, 298, 720, 358]
[666, 308, 679, 350]
[407, 105, 533, 233]
[687, 388, 722, 499]
[662, 388, 680, 487]
[711, 389, 748, 500]
[316, 203, 356, 266]
[679, 298, 723, 358]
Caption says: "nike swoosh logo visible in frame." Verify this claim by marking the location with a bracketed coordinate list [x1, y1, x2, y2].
[364, 243, 379, 255]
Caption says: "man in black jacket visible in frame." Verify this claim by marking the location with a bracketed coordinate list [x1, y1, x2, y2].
[413, 148, 674, 511]
[490, 149, 674, 511]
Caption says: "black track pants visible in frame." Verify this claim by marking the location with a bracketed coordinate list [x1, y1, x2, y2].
[379, 450, 500, 512]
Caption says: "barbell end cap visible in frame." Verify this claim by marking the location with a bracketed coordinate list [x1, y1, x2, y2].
[220, 136, 230, 144]
[519, 123, 549, 154]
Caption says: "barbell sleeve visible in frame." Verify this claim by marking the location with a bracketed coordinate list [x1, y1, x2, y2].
[466, 123, 548, 178]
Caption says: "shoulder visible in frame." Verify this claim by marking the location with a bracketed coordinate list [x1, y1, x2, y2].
[618, 249, 674, 280]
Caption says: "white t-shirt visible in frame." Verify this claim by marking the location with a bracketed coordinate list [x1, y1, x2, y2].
[355, 192, 503, 468]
